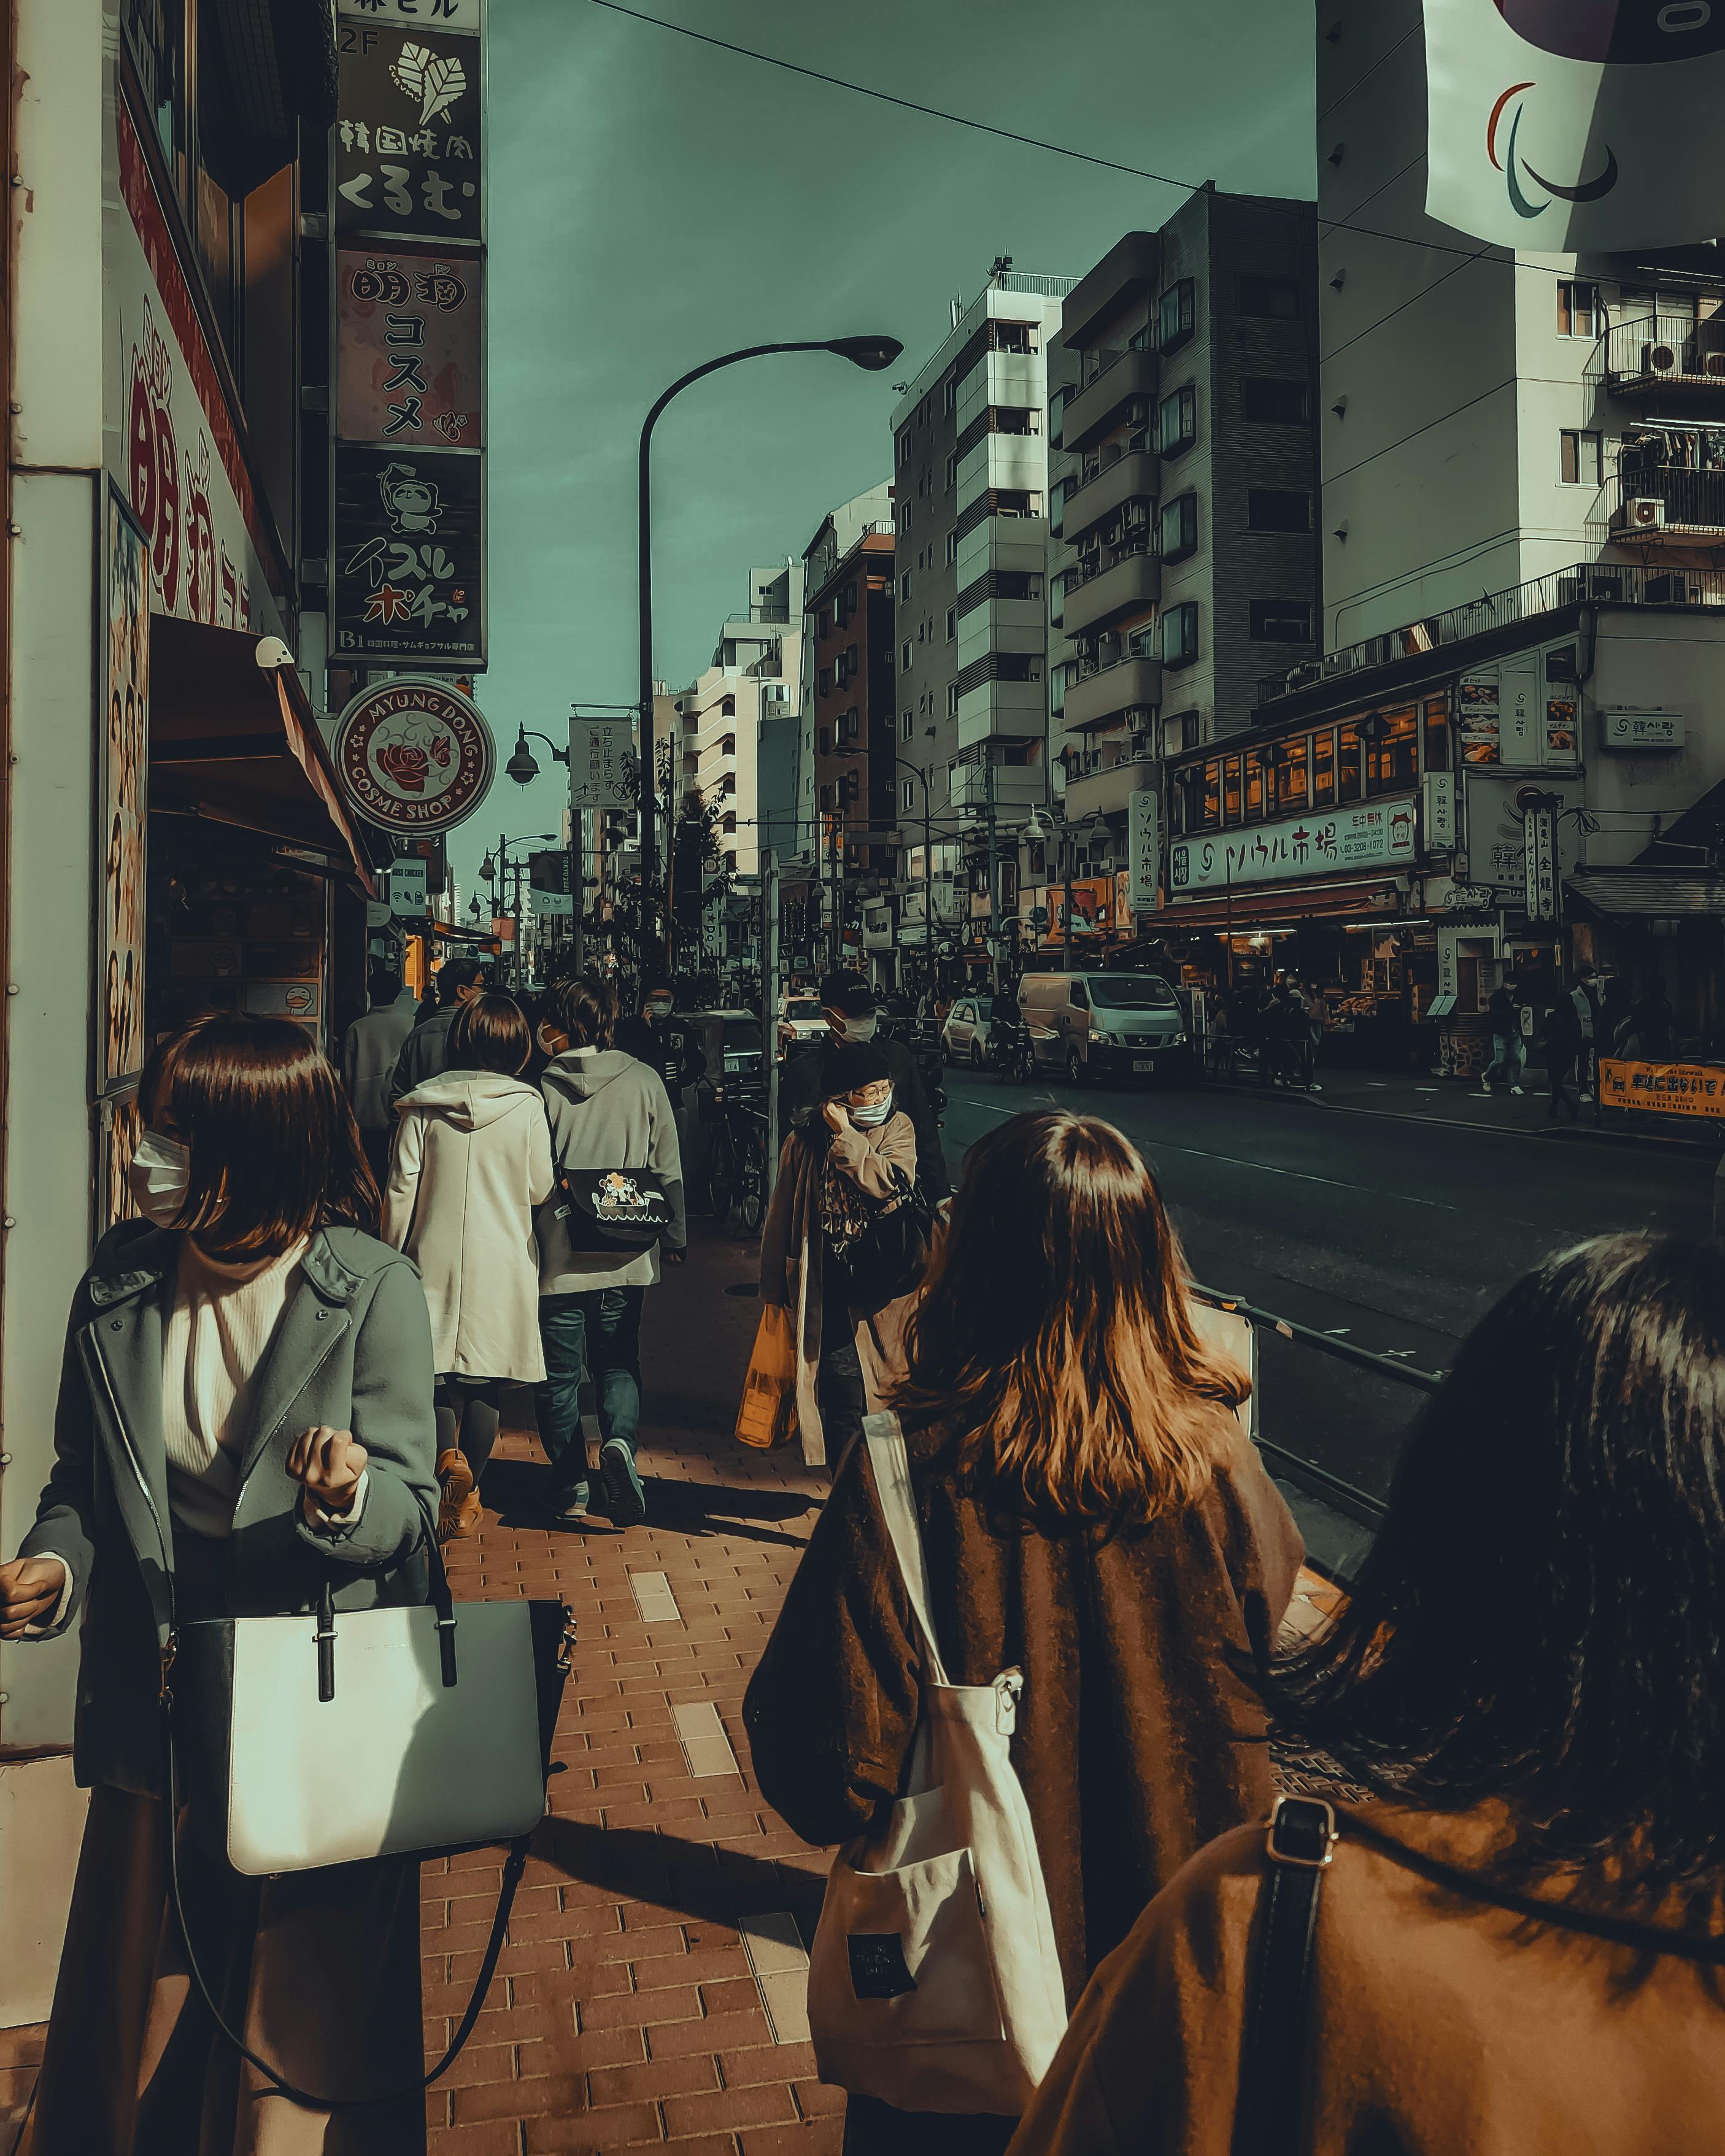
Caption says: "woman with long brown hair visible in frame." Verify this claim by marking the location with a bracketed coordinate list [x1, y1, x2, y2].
[743, 1111, 1302, 2155]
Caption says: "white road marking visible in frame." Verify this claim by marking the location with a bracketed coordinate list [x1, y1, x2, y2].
[670, 1701, 740, 1777]
[739, 1912, 811, 2044]
[628, 1571, 682, 1625]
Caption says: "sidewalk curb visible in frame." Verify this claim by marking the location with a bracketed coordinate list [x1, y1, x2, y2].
[1198, 1077, 1723, 1158]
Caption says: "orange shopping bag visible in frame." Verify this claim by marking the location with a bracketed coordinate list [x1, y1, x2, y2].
[736, 1303, 798, 1450]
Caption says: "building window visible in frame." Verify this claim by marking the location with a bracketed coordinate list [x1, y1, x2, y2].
[903, 778, 916, 812]
[1276, 736, 1309, 812]
[946, 682, 960, 716]
[1244, 750, 1264, 823]
[1312, 728, 1335, 806]
[944, 453, 958, 490]
[1423, 695, 1451, 774]
[1560, 429, 1603, 486]
[902, 709, 914, 742]
[1162, 602, 1200, 668]
[817, 727, 832, 756]
[1240, 273, 1302, 319]
[1366, 706, 1418, 795]
[944, 372, 959, 414]
[1240, 377, 1311, 424]
[1159, 492, 1199, 563]
[946, 606, 957, 639]
[1337, 722, 1362, 803]
[1158, 278, 1195, 352]
[1557, 280, 1597, 337]
[900, 571, 911, 602]
[817, 669, 833, 695]
[1248, 488, 1313, 532]
[901, 641, 913, 671]
[1249, 598, 1313, 642]
[1157, 385, 1197, 455]
[946, 528, 960, 564]
[1223, 754, 1242, 823]
[126, 0, 188, 205]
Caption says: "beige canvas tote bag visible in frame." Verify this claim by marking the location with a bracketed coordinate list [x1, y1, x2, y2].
[806, 1412, 1069, 2116]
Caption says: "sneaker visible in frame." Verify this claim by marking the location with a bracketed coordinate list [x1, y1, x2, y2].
[547, 1482, 590, 1524]
[1510, 1085, 1524, 1096]
[1580, 1090, 1594, 1103]
[435, 1448, 474, 1542]
[1473, 1087, 1493, 1098]
[600, 1438, 647, 1527]
[447, 1487, 484, 1539]
[1307, 1082, 1322, 1092]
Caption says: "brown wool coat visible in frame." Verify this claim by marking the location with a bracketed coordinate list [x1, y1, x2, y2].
[758, 1114, 924, 1469]
[742, 1408, 1303, 2001]
[1009, 1801, 1725, 2155]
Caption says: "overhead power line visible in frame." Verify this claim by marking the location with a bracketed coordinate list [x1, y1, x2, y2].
[586, 0, 1611, 287]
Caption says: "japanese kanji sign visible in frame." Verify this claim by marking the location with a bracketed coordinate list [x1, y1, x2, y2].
[336, 20, 482, 244]
[569, 715, 637, 809]
[339, 0, 481, 28]
[1168, 799, 1417, 896]
[337, 247, 482, 448]
[333, 445, 484, 665]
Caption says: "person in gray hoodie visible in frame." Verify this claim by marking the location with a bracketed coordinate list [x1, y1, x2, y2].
[534, 977, 685, 1526]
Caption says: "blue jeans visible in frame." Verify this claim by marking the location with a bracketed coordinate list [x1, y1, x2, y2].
[536, 1287, 644, 1496]
[1482, 1032, 1524, 1088]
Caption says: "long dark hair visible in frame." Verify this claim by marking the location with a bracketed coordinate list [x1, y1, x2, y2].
[891, 1112, 1249, 1523]
[144, 1014, 379, 1257]
[1267, 1233, 1725, 1892]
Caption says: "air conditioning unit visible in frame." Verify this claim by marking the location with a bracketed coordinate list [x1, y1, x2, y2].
[1707, 352, 1725, 379]
[1643, 341, 1681, 377]
[1126, 399, 1150, 426]
[1615, 496, 1669, 533]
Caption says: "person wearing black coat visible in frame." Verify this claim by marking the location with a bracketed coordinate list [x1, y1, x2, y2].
[1544, 994, 1583, 1121]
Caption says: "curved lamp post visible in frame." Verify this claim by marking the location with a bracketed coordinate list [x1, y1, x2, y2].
[636, 334, 903, 979]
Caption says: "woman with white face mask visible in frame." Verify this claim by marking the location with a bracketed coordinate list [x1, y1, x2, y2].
[0, 1013, 439, 2153]
[758, 1042, 928, 1469]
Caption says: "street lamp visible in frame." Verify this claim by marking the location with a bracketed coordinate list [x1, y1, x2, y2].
[480, 830, 556, 990]
[637, 333, 904, 980]
[898, 760, 938, 980]
[1026, 803, 1104, 973]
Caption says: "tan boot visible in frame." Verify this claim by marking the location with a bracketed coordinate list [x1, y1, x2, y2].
[449, 1487, 484, 1538]
[436, 1448, 474, 1542]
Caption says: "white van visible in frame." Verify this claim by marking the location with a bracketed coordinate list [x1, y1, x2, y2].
[1019, 970, 1191, 1085]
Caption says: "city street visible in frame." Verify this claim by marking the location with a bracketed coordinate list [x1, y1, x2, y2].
[939, 1072, 1712, 1556]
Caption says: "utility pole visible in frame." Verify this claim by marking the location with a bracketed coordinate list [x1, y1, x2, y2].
[763, 847, 782, 1198]
[984, 758, 1001, 993]
[571, 807, 585, 977]
[1062, 823, 1076, 977]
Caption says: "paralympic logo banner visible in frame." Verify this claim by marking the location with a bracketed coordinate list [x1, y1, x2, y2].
[1424, 1, 1725, 249]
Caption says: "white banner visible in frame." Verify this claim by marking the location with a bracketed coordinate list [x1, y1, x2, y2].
[1168, 798, 1417, 896]
[1127, 788, 1161, 915]
[1424, 0, 1725, 250]
[568, 715, 636, 809]
[528, 888, 574, 917]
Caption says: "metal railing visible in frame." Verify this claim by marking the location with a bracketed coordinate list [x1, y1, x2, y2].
[1256, 556, 1725, 706]
[1594, 311, 1725, 391]
[1590, 466, 1725, 539]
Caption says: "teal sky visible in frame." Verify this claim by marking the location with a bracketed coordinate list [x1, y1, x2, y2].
[461, 0, 1316, 891]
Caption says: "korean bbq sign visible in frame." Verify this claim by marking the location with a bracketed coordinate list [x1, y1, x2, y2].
[334, 679, 494, 836]
[1169, 799, 1416, 895]
[336, 21, 481, 243]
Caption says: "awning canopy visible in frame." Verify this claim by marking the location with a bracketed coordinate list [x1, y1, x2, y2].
[1567, 869, 1725, 919]
[149, 617, 376, 894]
[1160, 875, 1410, 934]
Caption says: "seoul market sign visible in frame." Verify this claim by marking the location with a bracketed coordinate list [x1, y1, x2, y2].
[1168, 798, 1416, 896]
[333, 677, 494, 836]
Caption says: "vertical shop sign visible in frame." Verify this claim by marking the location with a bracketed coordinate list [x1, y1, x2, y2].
[1523, 801, 1559, 923]
[569, 714, 636, 808]
[334, 3, 484, 671]
[1127, 787, 1161, 914]
[101, 488, 150, 1096]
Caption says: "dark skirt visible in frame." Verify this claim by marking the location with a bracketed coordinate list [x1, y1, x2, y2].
[842, 2094, 1016, 2155]
[25, 1785, 425, 2154]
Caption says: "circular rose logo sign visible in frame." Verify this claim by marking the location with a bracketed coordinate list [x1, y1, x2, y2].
[333, 678, 494, 837]
[1495, 1, 1725, 64]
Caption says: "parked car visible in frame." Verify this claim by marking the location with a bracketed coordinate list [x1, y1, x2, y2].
[939, 996, 993, 1068]
[1019, 970, 1191, 1085]
[777, 991, 827, 1057]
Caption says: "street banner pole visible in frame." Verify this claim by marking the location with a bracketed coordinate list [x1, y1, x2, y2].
[763, 849, 781, 1200]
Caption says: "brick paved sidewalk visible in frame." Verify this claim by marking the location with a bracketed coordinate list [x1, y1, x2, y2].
[423, 1220, 841, 2155]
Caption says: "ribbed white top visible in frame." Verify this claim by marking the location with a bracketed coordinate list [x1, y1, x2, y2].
[162, 1237, 307, 1539]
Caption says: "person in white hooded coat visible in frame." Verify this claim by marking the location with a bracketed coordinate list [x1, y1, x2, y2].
[382, 992, 553, 1536]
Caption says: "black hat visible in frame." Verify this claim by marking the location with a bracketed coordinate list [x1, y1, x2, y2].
[821, 1041, 892, 1098]
[820, 970, 876, 1017]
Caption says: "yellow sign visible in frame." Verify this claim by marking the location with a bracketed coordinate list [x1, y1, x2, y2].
[1599, 1058, 1725, 1120]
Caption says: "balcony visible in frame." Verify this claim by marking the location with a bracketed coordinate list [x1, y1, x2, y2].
[1063, 547, 1159, 636]
[1065, 753, 1157, 822]
[1062, 348, 1156, 455]
[1062, 448, 1158, 544]
[948, 763, 1047, 817]
[1065, 653, 1163, 731]
[1593, 312, 1725, 398]
[1595, 467, 1725, 545]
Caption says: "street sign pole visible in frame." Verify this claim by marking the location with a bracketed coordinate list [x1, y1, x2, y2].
[763, 848, 781, 1199]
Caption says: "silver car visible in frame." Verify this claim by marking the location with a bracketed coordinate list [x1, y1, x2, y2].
[940, 996, 993, 1068]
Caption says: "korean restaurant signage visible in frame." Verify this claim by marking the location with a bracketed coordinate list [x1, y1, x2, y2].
[1463, 772, 1584, 898]
[1601, 708, 1685, 752]
[1422, 771, 1458, 848]
[335, 20, 482, 244]
[1600, 1058, 1725, 1121]
[334, 677, 495, 836]
[1457, 658, 1577, 770]
[1424, 0, 1725, 251]
[332, 445, 483, 664]
[1127, 787, 1162, 914]
[1168, 798, 1416, 896]
[110, 99, 287, 631]
[336, 247, 482, 449]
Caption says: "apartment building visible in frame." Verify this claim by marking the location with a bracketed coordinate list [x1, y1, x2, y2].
[674, 563, 804, 881]
[890, 268, 1076, 977]
[805, 524, 898, 972]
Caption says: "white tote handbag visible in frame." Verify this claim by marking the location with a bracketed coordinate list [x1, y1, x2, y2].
[806, 1412, 1069, 2117]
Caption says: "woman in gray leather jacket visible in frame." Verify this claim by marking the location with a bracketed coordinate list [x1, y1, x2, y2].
[0, 1012, 439, 2155]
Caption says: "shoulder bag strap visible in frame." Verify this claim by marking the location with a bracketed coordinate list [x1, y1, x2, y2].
[1230, 1796, 1338, 2156]
[155, 1493, 539, 2111]
[860, 1412, 950, 1687]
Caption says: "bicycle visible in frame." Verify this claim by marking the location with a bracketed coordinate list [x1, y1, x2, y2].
[706, 1084, 770, 1234]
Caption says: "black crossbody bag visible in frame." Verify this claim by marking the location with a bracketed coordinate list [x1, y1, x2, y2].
[544, 1094, 671, 1251]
